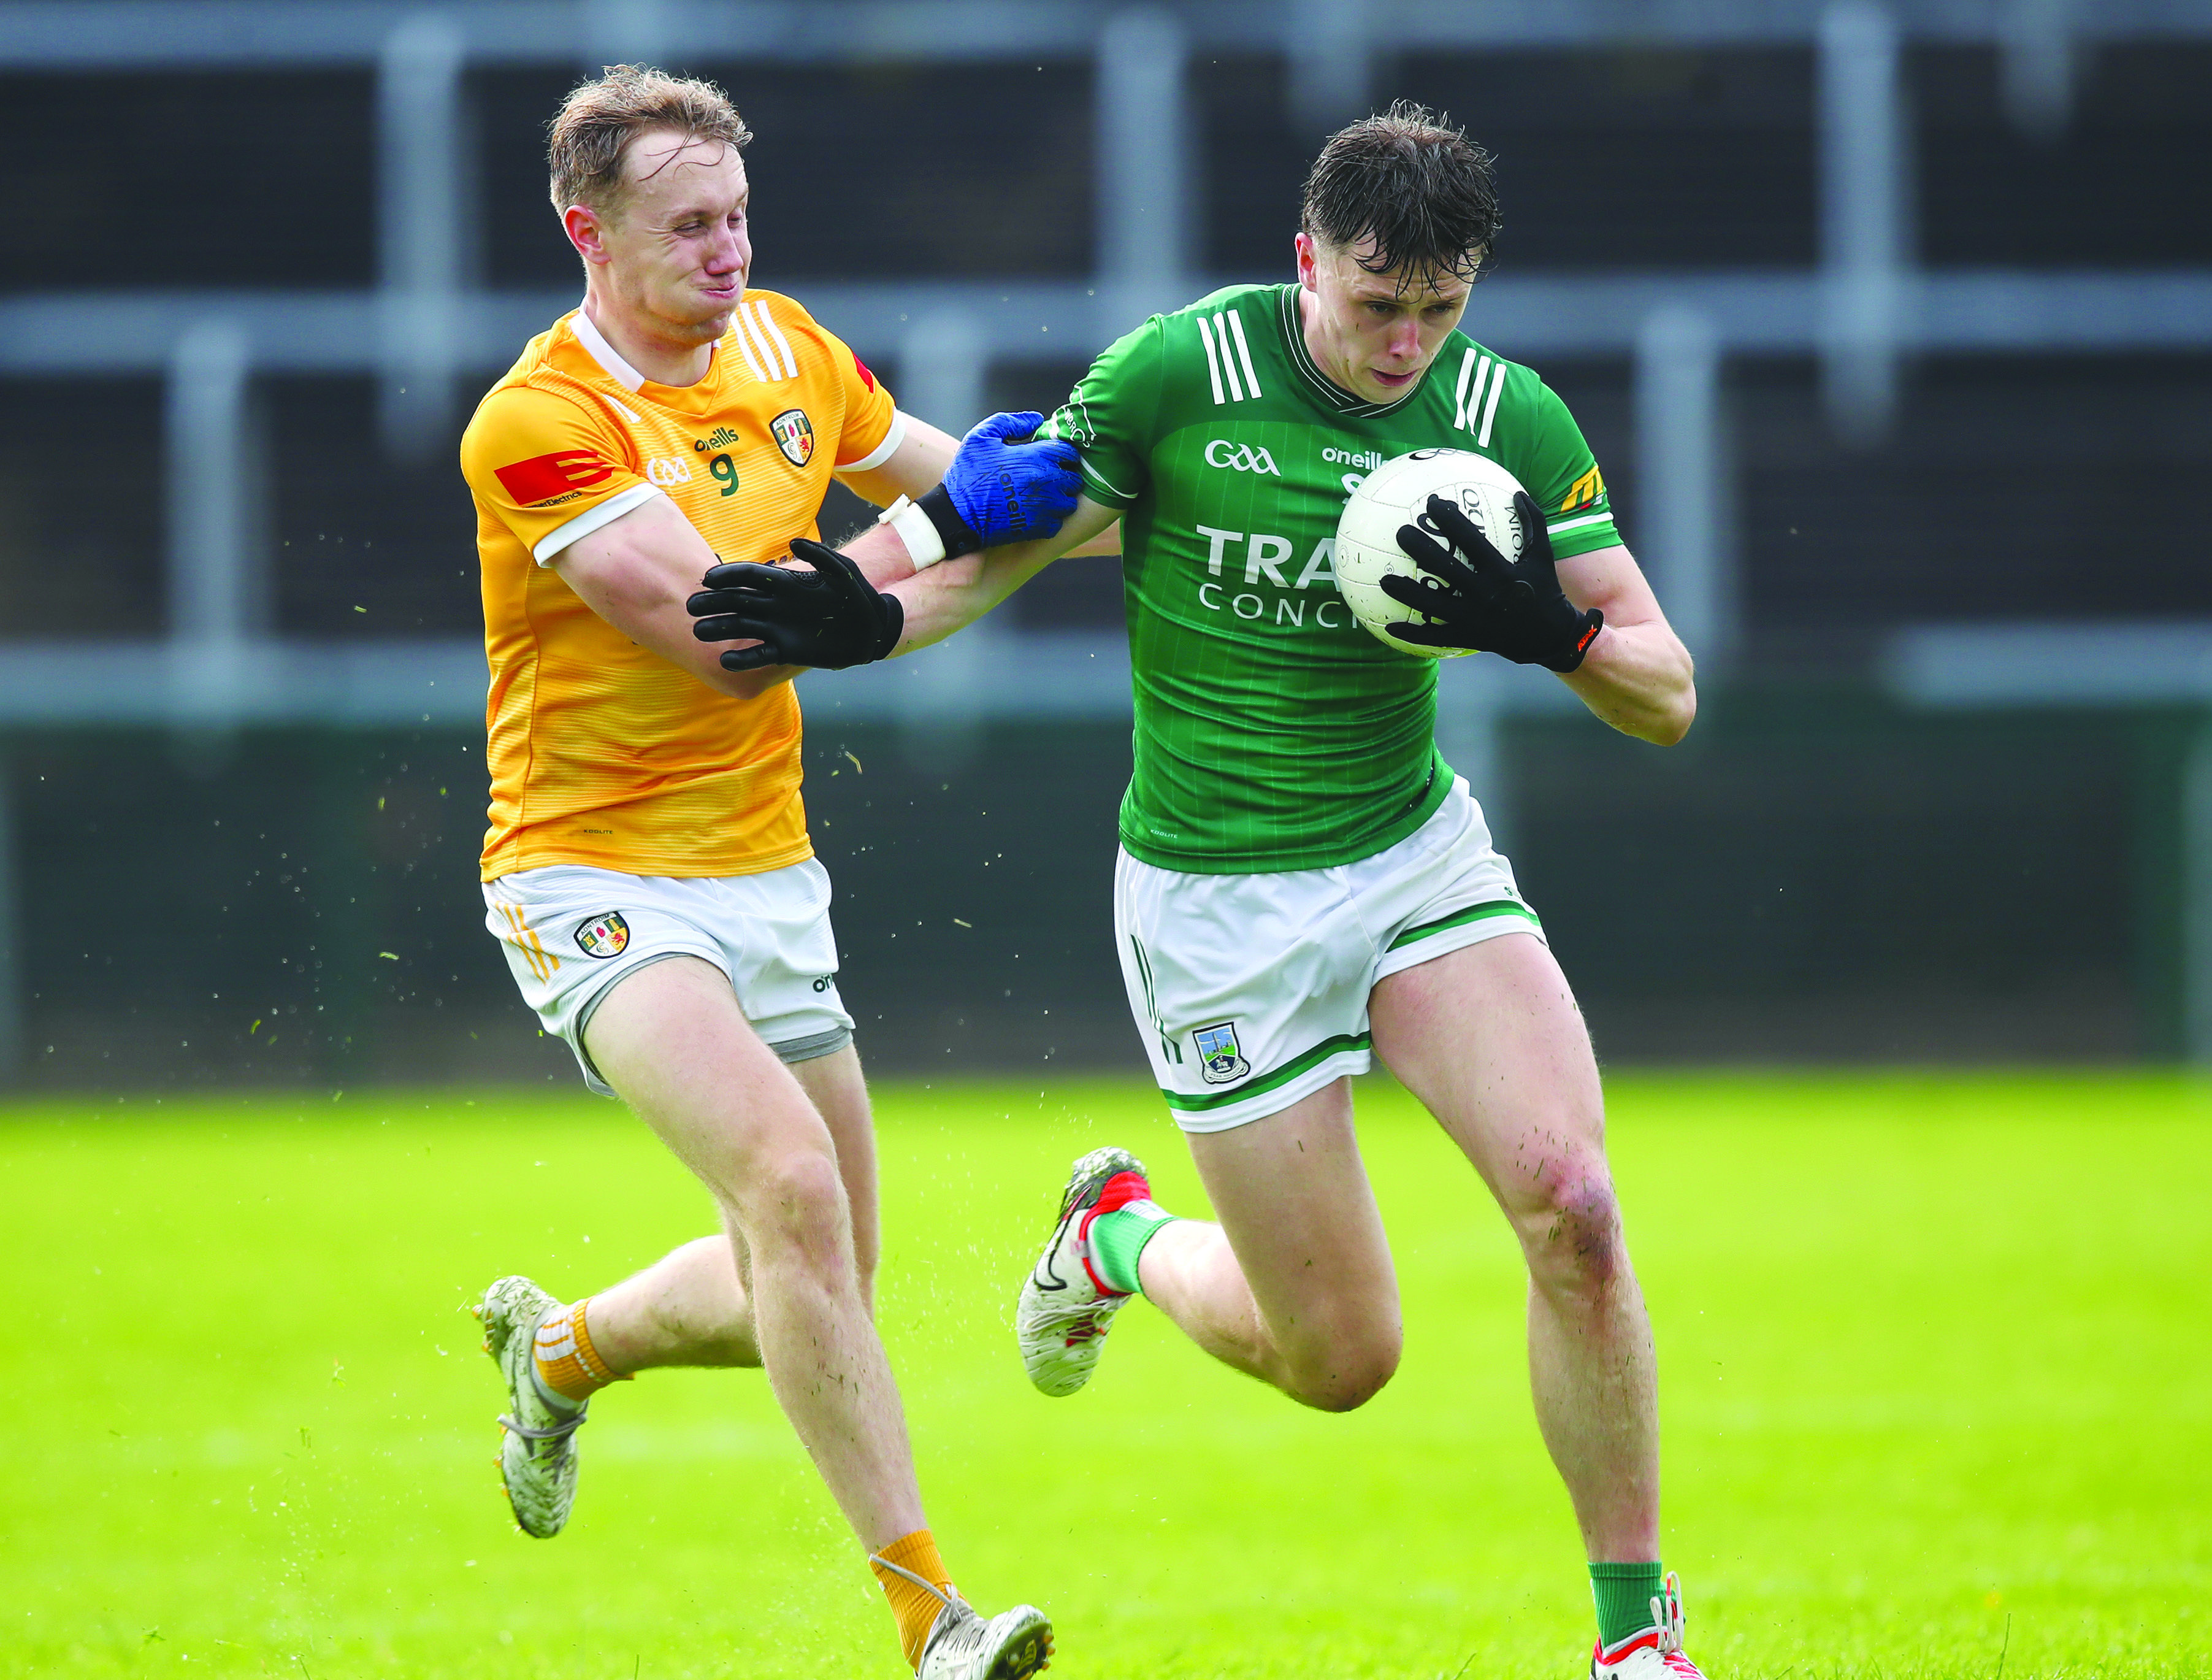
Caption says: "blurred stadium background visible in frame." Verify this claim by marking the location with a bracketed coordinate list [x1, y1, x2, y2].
[2, 0, 2210, 1092]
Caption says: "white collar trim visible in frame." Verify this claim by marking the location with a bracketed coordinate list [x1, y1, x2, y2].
[572, 305, 645, 393]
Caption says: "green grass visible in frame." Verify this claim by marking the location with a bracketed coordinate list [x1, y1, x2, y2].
[4, 1072, 2210, 1678]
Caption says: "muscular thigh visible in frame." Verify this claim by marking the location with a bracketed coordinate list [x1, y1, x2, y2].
[583, 954, 840, 1202]
[1186, 1078, 1399, 1343]
[1369, 932, 1609, 1228]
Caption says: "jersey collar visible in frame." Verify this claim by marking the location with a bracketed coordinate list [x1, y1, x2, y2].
[570, 303, 722, 395]
[570, 305, 645, 391]
[1275, 283, 1432, 419]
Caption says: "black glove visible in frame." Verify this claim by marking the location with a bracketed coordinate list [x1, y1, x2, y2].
[1382, 490, 1603, 672]
[686, 539, 904, 672]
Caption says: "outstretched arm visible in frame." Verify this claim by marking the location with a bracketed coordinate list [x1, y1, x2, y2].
[881, 496, 1122, 652]
[838, 420, 1120, 585]
[1552, 544, 1696, 745]
[686, 496, 1122, 671]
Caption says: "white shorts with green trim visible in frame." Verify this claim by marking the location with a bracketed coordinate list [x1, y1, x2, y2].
[484, 859, 854, 1099]
[1114, 777, 1543, 1133]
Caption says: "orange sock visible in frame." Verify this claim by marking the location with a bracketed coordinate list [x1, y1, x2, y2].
[531, 1298, 626, 1403]
[870, 1528, 955, 1670]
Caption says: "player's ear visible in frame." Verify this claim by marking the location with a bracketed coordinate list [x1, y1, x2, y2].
[562, 202, 611, 265]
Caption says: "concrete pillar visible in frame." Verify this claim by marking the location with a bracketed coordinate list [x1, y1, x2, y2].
[1818, 0, 1909, 445]
[1287, 0, 1372, 137]
[1096, 8, 1190, 328]
[2001, 0, 2076, 140]
[166, 318, 263, 723]
[1436, 659, 1512, 856]
[895, 309, 998, 769]
[2183, 715, 2212, 1065]
[378, 11, 469, 460]
[583, 0, 667, 67]
[1635, 304, 1734, 675]
[898, 309, 988, 439]
[0, 758, 19, 1086]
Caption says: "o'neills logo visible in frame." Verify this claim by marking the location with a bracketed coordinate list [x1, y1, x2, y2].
[1322, 447, 1385, 470]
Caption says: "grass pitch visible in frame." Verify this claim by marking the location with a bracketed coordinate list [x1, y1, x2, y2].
[4, 1072, 2208, 1679]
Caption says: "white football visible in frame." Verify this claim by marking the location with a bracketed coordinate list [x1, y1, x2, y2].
[1333, 448, 1531, 659]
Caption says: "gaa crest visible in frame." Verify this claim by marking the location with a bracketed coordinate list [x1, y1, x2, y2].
[1193, 1020, 1250, 1085]
[573, 911, 630, 959]
[770, 408, 815, 467]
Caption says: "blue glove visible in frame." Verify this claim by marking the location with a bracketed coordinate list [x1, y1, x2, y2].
[911, 411, 1082, 560]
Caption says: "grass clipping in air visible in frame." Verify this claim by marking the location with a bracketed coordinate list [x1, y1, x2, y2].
[3, 1072, 2208, 1678]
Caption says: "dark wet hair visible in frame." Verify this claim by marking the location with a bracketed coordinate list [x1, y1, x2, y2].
[1300, 100, 1500, 285]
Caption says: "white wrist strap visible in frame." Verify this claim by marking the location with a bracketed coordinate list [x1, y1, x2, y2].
[876, 495, 946, 570]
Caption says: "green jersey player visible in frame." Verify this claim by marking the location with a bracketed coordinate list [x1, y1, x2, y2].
[691, 103, 1705, 1679]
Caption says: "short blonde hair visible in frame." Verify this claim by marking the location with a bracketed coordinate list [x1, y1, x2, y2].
[546, 64, 751, 217]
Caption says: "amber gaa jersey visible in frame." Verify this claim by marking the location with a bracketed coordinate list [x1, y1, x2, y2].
[461, 296, 900, 880]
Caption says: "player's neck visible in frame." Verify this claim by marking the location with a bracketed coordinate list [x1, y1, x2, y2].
[1294, 287, 1368, 404]
[580, 288, 718, 388]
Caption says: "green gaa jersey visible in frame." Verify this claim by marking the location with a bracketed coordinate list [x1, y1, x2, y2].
[1046, 282, 1623, 873]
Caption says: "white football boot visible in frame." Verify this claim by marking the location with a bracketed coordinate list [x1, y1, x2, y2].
[871, 1555, 1052, 1680]
[473, 1275, 587, 1538]
[1590, 1573, 1707, 1678]
[1014, 1146, 1149, 1397]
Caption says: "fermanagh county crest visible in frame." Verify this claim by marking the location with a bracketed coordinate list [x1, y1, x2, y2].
[573, 911, 630, 959]
[1193, 1020, 1250, 1085]
[770, 407, 815, 467]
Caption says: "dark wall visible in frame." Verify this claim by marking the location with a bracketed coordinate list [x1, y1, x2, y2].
[1, 700, 2182, 1090]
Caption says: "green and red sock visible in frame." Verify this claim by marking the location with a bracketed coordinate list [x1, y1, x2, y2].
[1590, 1560, 1666, 1646]
[1081, 1171, 1175, 1296]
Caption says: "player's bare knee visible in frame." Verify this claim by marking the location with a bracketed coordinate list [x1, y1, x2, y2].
[737, 1148, 851, 1263]
[1282, 1322, 1403, 1412]
[1521, 1164, 1625, 1295]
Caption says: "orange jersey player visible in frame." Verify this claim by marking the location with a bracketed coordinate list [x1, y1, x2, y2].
[456, 65, 1076, 1680]
[467, 283, 893, 879]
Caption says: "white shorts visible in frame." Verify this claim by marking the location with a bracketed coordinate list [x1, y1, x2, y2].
[484, 859, 854, 1098]
[1115, 778, 1544, 1132]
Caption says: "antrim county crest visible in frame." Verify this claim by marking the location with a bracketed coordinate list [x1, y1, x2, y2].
[1192, 1020, 1251, 1085]
[573, 911, 630, 959]
[770, 408, 815, 467]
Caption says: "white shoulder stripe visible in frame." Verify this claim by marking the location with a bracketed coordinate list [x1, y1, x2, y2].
[1465, 356, 1494, 434]
[1196, 314, 1227, 405]
[839, 408, 908, 474]
[1451, 348, 1479, 429]
[1225, 309, 1261, 398]
[1476, 359, 1507, 447]
[752, 297, 800, 380]
[728, 316, 769, 382]
[1215, 316, 1246, 402]
[739, 304, 783, 382]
